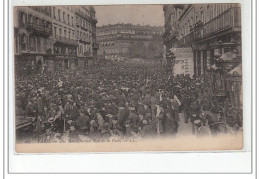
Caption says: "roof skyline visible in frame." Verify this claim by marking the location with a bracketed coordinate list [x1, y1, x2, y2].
[97, 23, 164, 28]
[94, 5, 164, 27]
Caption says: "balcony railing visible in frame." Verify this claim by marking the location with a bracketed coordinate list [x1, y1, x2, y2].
[78, 38, 91, 44]
[178, 7, 241, 47]
[55, 36, 78, 46]
[54, 49, 77, 56]
[20, 22, 52, 37]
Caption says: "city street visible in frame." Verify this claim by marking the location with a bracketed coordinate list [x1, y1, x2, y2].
[14, 4, 242, 144]
[177, 113, 193, 136]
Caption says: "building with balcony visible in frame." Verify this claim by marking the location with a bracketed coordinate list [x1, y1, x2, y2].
[97, 24, 163, 61]
[14, 6, 98, 74]
[50, 6, 79, 70]
[14, 6, 53, 75]
[162, 4, 187, 52]
[74, 6, 98, 66]
[163, 3, 242, 117]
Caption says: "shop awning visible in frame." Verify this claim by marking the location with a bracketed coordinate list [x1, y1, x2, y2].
[210, 64, 220, 70]
[228, 64, 242, 76]
[216, 51, 238, 62]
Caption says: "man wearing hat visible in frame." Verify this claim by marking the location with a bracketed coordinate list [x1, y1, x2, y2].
[124, 120, 135, 138]
[76, 109, 90, 134]
[117, 103, 130, 133]
[69, 125, 81, 143]
[165, 110, 179, 136]
[143, 104, 151, 117]
[194, 119, 210, 137]
[189, 96, 201, 135]
[140, 118, 157, 138]
[109, 117, 123, 137]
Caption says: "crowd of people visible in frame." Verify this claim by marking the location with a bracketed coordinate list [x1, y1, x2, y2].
[15, 60, 241, 143]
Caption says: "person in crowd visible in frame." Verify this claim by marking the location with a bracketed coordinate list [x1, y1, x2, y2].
[15, 60, 234, 142]
[194, 119, 209, 138]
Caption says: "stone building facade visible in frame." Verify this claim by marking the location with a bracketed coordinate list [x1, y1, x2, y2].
[14, 6, 98, 75]
[163, 3, 242, 116]
[96, 24, 163, 61]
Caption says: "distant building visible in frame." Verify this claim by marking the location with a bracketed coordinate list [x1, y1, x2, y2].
[51, 6, 78, 71]
[74, 6, 98, 67]
[96, 24, 163, 61]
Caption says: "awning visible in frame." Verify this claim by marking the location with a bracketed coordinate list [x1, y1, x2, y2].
[210, 64, 220, 70]
[217, 51, 238, 62]
[228, 64, 242, 76]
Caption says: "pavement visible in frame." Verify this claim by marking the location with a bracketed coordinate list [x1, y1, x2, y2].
[177, 113, 193, 136]
[176, 113, 211, 137]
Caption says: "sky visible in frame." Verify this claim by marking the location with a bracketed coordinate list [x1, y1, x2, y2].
[94, 5, 164, 27]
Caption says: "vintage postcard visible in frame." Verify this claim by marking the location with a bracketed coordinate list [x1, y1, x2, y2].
[14, 4, 243, 153]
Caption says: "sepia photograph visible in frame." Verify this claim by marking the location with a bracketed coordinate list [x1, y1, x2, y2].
[13, 4, 243, 152]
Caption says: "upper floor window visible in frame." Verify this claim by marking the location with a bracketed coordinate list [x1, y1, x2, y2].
[58, 9, 61, 20]
[54, 27, 57, 37]
[53, 7, 56, 18]
[63, 12, 66, 23]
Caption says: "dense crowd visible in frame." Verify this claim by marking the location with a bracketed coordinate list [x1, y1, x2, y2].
[15, 61, 242, 143]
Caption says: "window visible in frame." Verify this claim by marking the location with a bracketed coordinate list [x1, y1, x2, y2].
[53, 7, 56, 18]
[63, 12, 65, 22]
[71, 17, 74, 26]
[64, 30, 67, 37]
[59, 28, 62, 35]
[22, 12, 27, 24]
[36, 17, 40, 24]
[68, 14, 70, 25]
[58, 9, 61, 20]
[54, 27, 57, 37]
[37, 37, 41, 52]
[21, 35, 27, 51]
[28, 14, 33, 23]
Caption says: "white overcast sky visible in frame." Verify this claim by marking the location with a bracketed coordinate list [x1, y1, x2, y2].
[94, 5, 164, 27]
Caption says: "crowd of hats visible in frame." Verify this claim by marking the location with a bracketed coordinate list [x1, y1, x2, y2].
[15, 61, 238, 142]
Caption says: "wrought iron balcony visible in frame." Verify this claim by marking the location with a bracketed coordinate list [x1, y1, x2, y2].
[21, 22, 52, 37]
[75, 10, 97, 24]
[178, 7, 241, 47]
[75, 11, 91, 23]
[55, 35, 78, 46]
[78, 38, 91, 44]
